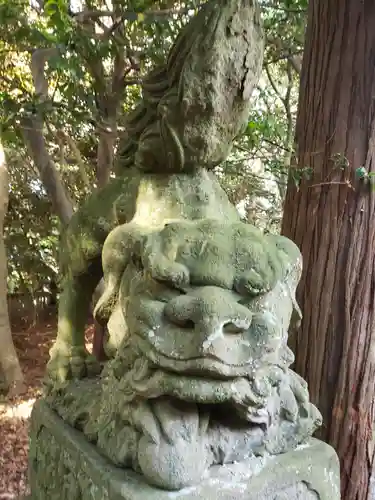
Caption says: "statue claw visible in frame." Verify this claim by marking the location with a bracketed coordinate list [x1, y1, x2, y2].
[46, 342, 102, 383]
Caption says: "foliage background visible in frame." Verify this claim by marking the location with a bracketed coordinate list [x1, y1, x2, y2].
[0, 0, 307, 294]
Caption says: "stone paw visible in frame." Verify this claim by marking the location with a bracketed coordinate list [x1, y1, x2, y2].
[46, 343, 102, 383]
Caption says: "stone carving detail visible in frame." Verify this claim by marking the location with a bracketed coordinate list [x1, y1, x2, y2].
[47, 219, 322, 490]
[42, 0, 330, 495]
[46, 0, 264, 382]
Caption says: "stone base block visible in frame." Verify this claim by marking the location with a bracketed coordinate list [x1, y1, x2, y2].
[29, 400, 340, 500]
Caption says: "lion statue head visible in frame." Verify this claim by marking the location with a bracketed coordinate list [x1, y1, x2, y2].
[78, 219, 322, 491]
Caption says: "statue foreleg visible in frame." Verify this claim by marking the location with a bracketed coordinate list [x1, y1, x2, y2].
[47, 259, 103, 383]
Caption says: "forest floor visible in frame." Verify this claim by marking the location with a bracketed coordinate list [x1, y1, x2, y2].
[0, 313, 94, 499]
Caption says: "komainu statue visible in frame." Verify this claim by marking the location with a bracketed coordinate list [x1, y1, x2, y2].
[29, 1, 340, 499]
[46, 0, 263, 382]
[45, 219, 323, 488]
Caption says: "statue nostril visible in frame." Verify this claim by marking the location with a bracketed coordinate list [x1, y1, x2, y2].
[164, 295, 196, 329]
[168, 317, 195, 329]
[223, 322, 245, 334]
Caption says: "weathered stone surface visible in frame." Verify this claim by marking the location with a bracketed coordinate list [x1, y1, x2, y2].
[47, 0, 264, 383]
[47, 169, 240, 381]
[31, 1, 341, 498]
[29, 400, 340, 500]
[43, 219, 323, 491]
[118, 0, 264, 174]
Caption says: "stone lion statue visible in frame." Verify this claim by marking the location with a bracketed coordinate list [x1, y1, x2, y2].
[46, 0, 264, 382]
[33, 2, 340, 497]
[47, 218, 322, 491]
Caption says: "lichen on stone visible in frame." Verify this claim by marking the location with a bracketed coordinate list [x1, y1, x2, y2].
[46, 0, 265, 383]
[41, 0, 329, 495]
[47, 218, 322, 491]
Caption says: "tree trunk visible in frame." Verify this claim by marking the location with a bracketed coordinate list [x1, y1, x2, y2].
[96, 119, 116, 188]
[0, 142, 24, 393]
[281, 2, 375, 499]
[21, 115, 75, 225]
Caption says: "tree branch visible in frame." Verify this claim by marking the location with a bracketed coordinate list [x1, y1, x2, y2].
[21, 48, 75, 225]
[73, 7, 194, 22]
[288, 54, 302, 74]
[21, 116, 75, 225]
[266, 36, 302, 74]
[264, 64, 287, 107]
[55, 129, 91, 189]
[31, 48, 60, 99]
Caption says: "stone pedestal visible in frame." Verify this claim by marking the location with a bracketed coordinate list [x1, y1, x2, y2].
[29, 400, 340, 500]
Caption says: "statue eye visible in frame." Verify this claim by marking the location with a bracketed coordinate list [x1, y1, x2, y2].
[148, 277, 186, 303]
[155, 279, 188, 294]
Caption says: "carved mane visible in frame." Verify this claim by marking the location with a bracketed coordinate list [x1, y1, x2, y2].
[115, 0, 264, 174]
